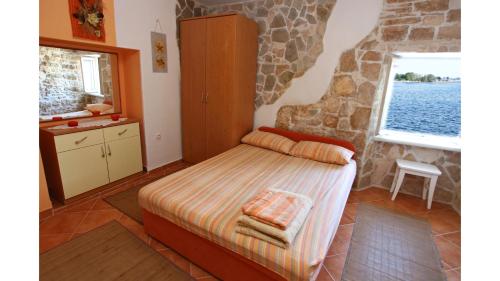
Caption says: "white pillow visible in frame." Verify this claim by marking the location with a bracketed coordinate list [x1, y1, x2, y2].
[85, 103, 113, 113]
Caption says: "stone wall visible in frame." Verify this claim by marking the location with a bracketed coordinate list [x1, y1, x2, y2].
[96, 54, 114, 104]
[175, 0, 208, 45]
[39, 47, 88, 115]
[176, 0, 336, 108]
[276, 0, 461, 209]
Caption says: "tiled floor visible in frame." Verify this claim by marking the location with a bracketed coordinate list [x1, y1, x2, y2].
[40, 166, 460, 281]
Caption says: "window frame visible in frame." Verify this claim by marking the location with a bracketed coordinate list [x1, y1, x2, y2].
[80, 55, 103, 96]
[374, 52, 461, 152]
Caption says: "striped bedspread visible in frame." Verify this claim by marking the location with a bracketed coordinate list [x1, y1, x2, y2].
[138, 144, 356, 281]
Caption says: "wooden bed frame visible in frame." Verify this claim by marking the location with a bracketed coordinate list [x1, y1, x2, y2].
[142, 208, 334, 281]
[142, 209, 290, 281]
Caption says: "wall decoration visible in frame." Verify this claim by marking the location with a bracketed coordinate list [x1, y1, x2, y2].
[69, 0, 106, 42]
[151, 20, 168, 73]
[151, 32, 167, 73]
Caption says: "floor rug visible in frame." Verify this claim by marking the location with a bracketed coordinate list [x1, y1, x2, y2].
[105, 185, 145, 223]
[341, 203, 446, 281]
[40, 221, 193, 281]
[104, 162, 190, 223]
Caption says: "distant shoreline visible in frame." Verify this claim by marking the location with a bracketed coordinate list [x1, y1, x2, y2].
[394, 80, 460, 83]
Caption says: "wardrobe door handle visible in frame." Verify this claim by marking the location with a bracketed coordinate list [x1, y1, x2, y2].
[205, 93, 208, 104]
[74, 136, 88, 145]
[201, 92, 205, 104]
[107, 144, 112, 156]
[101, 146, 105, 158]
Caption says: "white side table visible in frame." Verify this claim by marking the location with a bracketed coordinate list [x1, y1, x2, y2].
[390, 159, 442, 209]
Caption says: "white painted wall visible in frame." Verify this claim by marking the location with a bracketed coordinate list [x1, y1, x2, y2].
[114, 0, 182, 170]
[254, 0, 383, 128]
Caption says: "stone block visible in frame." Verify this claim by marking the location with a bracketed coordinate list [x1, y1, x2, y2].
[382, 26, 409, 41]
[323, 115, 338, 128]
[422, 14, 444, 26]
[350, 107, 372, 130]
[278, 71, 294, 85]
[383, 17, 420, 26]
[357, 82, 376, 105]
[361, 63, 381, 81]
[271, 14, 286, 28]
[437, 24, 460, 39]
[306, 14, 317, 24]
[447, 9, 460, 22]
[414, 0, 448, 12]
[257, 7, 268, 17]
[361, 51, 382, 61]
[333, 75, 356, 96]
[317, 6, 329, 21]
[337, 118, 350, 131]
[264, 75, 276, 91]
[288, 8, 298, 20]
[339, 49, 358, 72]
[445, 165, 461, 183]
[261, 64, 275, 74]
[409, 27, 434, 40]
[271, 28, 289, 42]
[360, 39, 378, 50]
[285, 40, 298, 62]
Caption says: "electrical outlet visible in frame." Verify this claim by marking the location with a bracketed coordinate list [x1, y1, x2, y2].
[155, 133, 162, 140]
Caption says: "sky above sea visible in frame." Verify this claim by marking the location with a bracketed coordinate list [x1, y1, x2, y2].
[393, 55, 461, 78]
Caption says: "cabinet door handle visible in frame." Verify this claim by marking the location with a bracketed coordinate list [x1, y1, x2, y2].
[118, 129, 128, 136]
[205, 93, 208, 104]
[107, 144, 112, 156]
[74, 136, 88, 145]
[100, 146, 105, 158]
[201, 92, 205, 104]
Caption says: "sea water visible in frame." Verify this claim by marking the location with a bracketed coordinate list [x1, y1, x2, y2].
[384, 82, 461, 136]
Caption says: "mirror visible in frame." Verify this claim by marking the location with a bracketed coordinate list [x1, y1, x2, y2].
[39, 46, 121, 122]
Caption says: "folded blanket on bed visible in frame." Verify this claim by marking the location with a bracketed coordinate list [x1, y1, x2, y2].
[242, 189, 312, 230]
[236, 191, 313, 248]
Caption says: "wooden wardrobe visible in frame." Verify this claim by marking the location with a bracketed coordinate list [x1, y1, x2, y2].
[180, 14, 258, 164]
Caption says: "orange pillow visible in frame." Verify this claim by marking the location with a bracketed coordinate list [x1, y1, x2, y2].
[290, 141, 354, 165]
[241, 130, 296, 154]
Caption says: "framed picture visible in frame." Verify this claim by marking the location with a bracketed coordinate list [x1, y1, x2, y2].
[69, 0, 106, 42]
[151, 32, 168, 73]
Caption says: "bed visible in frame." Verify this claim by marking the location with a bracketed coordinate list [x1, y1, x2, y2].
[139, 140, 356, 281]
[39, 110, 93, 121]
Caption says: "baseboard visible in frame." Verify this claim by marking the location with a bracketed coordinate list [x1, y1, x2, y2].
[39, 208, 53, 221]
[146, 158, 184, 172]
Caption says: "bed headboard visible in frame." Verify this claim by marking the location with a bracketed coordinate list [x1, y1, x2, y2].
[258, 126, 356, 153]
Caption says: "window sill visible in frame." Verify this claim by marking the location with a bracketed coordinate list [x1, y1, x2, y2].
[84, 92, 105, 98]
[374, 130, 461, 152]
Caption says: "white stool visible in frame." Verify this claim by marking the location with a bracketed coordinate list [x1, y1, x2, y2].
[390, 159, 441, 209]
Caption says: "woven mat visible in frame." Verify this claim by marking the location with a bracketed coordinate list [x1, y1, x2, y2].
[341, 204, 446, 281]
[105, 185, 145, 223]
[40, 221, 193, 281]
[104, 161, 190, 224]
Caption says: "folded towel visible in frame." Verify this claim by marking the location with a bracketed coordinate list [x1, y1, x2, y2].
[236, 193, 313, 248]
[242, 189, 312, 230]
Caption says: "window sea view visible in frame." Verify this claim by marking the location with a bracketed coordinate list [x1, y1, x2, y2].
[384, 81, 461, 137]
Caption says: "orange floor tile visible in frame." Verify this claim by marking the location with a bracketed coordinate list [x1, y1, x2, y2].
[40, 164, 461, 281]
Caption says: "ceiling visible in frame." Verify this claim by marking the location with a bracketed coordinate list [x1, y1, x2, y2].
[196, 0, 254, 6]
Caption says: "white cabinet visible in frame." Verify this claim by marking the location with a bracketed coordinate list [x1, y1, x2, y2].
[58, 144, 110, 198]
[40, 122, 143, 203]
[106, 136, 143, 182]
